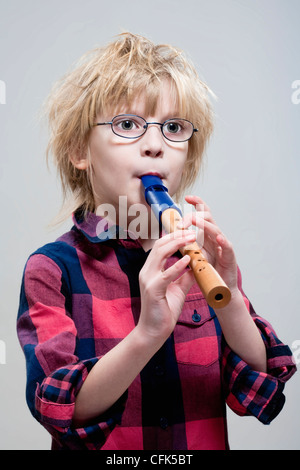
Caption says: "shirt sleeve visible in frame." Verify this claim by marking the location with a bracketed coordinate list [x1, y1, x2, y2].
[221, 268, 297, 425]
[17, 251, 126, 450]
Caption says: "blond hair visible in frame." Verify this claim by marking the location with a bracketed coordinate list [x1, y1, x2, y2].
[45, 32, 214, 219]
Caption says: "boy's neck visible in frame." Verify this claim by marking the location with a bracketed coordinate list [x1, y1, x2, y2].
[138, 237, 157, 252]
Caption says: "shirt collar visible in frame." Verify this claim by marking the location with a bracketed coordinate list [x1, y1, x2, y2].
[72, 210, 142, 248]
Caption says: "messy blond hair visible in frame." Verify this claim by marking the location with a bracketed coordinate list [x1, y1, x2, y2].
[45, 32, 214, 219]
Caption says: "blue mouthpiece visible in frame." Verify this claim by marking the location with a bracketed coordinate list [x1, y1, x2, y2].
[141, 175, 182, 221]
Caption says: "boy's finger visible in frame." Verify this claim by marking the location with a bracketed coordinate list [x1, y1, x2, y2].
[160, 254, 192, 284]
[216, 234, 236, 265]
[146, 231, 196, 273]
[184, 195, 211, 214]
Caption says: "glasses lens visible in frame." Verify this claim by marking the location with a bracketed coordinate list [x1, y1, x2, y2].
[112, 115, 146, 139]
[163, 119, 194, 142]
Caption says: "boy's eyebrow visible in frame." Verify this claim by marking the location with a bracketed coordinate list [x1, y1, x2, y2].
[111, 110, 182, 121]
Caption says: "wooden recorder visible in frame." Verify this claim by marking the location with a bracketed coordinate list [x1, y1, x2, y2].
[141, 175, 231, 309]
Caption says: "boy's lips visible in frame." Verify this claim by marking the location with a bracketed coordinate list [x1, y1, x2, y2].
[139, 172, 164, 180]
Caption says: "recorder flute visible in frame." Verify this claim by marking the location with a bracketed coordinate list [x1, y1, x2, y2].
[141, 175, 231, 309]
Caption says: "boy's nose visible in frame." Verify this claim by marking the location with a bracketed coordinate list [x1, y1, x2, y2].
[140, 125, 164, 158]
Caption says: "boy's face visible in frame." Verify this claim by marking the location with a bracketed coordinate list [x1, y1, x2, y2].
[84, 81, 188, 218]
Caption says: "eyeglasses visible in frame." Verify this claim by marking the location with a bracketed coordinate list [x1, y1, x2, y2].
[93, 114, 198, 142]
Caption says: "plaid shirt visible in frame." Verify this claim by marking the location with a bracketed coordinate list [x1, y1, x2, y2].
[17, 210, 296, 450]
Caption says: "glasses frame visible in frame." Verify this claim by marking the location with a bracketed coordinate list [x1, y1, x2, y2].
[93, 114, 198, 142]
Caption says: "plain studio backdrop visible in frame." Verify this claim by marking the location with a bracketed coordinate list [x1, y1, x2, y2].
[0, 0, 299, 450]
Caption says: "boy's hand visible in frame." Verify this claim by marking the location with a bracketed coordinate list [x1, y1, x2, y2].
[137, 230, 196, 344]
[180, 195, 238, 295]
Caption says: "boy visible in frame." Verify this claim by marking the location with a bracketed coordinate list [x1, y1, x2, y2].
[17, 32, 296, 450]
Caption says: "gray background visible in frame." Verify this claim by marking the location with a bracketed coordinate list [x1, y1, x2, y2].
[0, 0, 299, 450]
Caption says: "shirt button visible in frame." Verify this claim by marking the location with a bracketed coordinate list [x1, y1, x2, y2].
[192, 310, 201, 322]
[160, 417, 168, 429]
[155, 365, 164, 376]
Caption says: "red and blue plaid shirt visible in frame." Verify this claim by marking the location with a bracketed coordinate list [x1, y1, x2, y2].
[17, 210, 296, 450]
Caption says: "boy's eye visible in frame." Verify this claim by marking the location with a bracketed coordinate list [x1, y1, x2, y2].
[164, 121, 182, 134]
[114, 118, 141, 131]
[120, 120, 135, 130]
[111, 115, 146, 138]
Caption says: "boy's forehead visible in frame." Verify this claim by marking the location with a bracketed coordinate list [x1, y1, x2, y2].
[102, 82, 180, 119]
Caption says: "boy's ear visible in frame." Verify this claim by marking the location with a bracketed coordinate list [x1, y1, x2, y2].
[69, 154, 89, 170]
